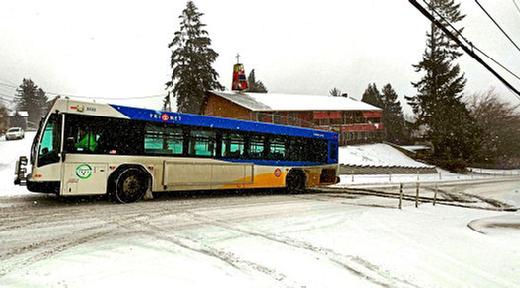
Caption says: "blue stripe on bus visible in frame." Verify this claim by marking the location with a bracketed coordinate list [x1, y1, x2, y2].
[110, 104, 338, 141]
[220, 158, 322, 167]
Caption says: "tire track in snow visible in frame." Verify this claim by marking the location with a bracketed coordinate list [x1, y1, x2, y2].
[0, 211, 174, 278]
[187, 212, 421, 288]
[116, 215, 300, 288]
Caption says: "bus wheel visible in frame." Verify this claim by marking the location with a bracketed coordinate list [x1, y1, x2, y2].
[112, 169, 148, 203]
[286, 170, 306, 194]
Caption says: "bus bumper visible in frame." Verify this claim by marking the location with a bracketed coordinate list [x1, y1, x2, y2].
[14, 156, 28, 186]
[26, 180, 60, 194]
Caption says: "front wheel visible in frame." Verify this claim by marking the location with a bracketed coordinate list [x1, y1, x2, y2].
[111, 169, 148, 203]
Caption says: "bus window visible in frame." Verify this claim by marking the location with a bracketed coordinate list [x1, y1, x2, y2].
[268, 137, 286, 160]
[144, 124, 183, 155]
[249, 135, 265, 159]
[287, 138, 305, 161]
[221, 133, 245, 158]
[75, 128, 100, 152]
[304, 139, 328, 163]
[188, 130, 216, 157]
[37, 114, 61, 167]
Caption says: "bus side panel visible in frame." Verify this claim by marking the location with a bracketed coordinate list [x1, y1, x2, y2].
[61, 162, 108, 195]
[161, 160, 254, 190]
[221, 165, 287, 189]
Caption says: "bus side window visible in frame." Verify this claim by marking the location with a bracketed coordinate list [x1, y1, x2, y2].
[75, 128, 99, 153]
[287, 137, 303, 162]
[221, 132, 245, 158]
[268, 137, 286, 160]
[144, 123, 183, 155]
[249, 135, 265, 159]
[188, 129, 216, 157]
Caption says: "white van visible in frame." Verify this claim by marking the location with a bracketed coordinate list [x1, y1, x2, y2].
[6, 127, 25, 140]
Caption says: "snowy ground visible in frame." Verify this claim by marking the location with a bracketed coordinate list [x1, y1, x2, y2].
[1, 134, 520, 287]
[339, 144, 432, 168]
[336, 171, 520, 187]
[0, 132, 35, 197]
[1, 182, 520, 287]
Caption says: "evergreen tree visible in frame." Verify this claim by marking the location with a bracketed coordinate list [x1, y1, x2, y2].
[247, 69, 268, 93]
[381, 84, 408, 143]
[15, 78, 48, 126]
[361, 83, 383, 108]
[0, 104, 7, 132]
[406, 0, 478, 162]
[165, 1, 224, 113]
[329, 87, 341, 97]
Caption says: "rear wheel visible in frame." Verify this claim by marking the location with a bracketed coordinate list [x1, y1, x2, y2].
[286, 170, 306, 194]
[111, 168, 148, 203]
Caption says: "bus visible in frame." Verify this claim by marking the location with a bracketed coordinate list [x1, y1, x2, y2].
[14, 97, 339, 203]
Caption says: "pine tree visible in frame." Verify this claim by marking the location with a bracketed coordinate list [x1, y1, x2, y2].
[381, 84, 407, 143]
[165, 1, 224, 113]
[15, 78, 48, 126]
[362, 83, 383, 108]
[406, 0, 478, 162]
[0, 104, 7, 133]
[329, 87, 342, 97]
[247, 69, 268, 93]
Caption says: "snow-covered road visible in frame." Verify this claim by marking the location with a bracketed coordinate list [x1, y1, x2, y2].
[1, 180, 520, 287]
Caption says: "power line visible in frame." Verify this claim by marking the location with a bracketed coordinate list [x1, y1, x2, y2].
[422, 0, 520, 81]
[0, 93, 19, 99]
[409, 0, 520, 101]
[45, 91, 166, 100]
[513, 0, 520, 15]
[475, 0, 520, 53]
[1, 81, 165, 101]
[0, 82, 18, 89]
[0, 77, 17, 86]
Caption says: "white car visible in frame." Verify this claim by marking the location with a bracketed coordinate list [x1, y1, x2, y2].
[5, 127, 25, 140]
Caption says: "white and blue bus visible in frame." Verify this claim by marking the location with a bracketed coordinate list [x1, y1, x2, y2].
[15, 97, 339, 203]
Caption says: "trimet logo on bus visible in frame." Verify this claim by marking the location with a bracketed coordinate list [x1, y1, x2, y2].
[274, 168, 282, 177]
[75, 164, 93, 179]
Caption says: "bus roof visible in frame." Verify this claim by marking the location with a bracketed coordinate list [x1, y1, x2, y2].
[53, 98, 338, 141]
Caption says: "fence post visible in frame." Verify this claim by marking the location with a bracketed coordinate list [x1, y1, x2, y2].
[433, 183, 438, 206]
[399, 183, 403, 210]
[415, 182, 420, 208]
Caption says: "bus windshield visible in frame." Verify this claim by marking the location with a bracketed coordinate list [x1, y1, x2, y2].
[37, 114, 61, 167]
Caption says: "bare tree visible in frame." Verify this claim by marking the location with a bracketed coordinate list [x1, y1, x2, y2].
[468, 89, 520, 167]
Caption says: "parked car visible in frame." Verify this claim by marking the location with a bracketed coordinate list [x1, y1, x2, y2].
[5, 127, 25, 140]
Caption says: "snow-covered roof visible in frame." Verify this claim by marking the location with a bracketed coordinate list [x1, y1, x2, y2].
[209, 91, 381, 112]
[8, 111, 28, 117]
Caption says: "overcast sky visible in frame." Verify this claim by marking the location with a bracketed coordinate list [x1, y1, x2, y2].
[1, 0, 519, 113]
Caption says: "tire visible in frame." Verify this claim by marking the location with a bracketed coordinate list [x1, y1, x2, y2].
[286, 170, 306, 194]
[111, 168, 148, 203]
